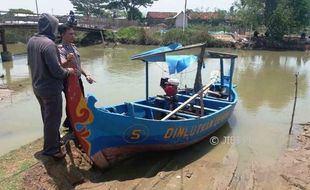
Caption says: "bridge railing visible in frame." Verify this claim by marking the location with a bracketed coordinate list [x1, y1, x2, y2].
[0, 11, 139, 29]
[77, 17, 139, 29]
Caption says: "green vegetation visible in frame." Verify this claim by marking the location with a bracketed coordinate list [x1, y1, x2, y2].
[70, 0, 158, 20]
[0, 139, 41, 190]
[232, 0, 310, 40]
[69, 0, 109, 17]
[267, 2, 294, 40]
[6, 8, 34, 15]
[5, 0, 310, 47]
[5, 29, 36, 44]
[109, 26, 232, 47]
[115, 26, 145, 44]
[106, 0, 158, 20]
[0, 9, 36, 44]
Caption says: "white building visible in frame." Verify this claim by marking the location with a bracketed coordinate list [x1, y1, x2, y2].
[173, 11, 188, 28]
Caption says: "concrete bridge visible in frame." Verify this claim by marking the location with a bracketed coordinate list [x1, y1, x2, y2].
[0, 11, 135, 62]
[0, 23, 105, 61]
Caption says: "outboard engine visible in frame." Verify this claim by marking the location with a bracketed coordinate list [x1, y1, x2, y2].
[160, 78, 179, 96]
[160, 78, 179, 110]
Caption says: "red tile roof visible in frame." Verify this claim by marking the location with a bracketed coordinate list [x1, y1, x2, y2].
[147, 12, 178, 19]
[189, 12, 219, 20]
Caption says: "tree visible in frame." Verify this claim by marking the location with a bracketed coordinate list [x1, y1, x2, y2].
[206, 9, 227, 26]
[288, 0, 310, 30]
[69, 0, 109, 17]
[234, 0, 264, 31]
[127, 7, 143, 21]
[267, 1, 294, 40]
[234, 0, 310, 40]
[264, 0, 310, 39]
[8, 8, 34, 14]
[106, 0, 158, 20]
[110, 9, 127, 18]
[0, 9, 34, 20]
[264, 0, 277, 22]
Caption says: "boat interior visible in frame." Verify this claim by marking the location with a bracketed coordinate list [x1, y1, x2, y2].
[103, 85, 234, 121]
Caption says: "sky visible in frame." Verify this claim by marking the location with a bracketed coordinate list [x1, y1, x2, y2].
[0, 0, 236, 15]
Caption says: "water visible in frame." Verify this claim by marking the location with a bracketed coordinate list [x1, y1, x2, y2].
[1, 44, 310, 167]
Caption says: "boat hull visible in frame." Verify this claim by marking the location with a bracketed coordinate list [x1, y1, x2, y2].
[63, 43, 239, 169]
[75, 92, 237, 168]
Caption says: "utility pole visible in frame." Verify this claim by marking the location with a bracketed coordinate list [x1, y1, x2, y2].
[183, 0, 187, 33]
[35, 0, 39, 15]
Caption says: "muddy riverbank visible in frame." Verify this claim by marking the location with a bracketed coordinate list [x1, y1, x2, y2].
[0, 85, 13, 102]
[0, 123, 309, 190]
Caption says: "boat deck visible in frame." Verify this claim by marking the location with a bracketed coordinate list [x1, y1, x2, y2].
[104, 90, 234, 121]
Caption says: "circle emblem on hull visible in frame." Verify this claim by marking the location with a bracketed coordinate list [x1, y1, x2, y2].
[123, 125, 149, 144]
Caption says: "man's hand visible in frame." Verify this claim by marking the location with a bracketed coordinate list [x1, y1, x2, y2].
[66, 53, 74, 62]
[86, 75, 96, 84]
[67, 68, 76, 75]
[62, 53, 75, 68]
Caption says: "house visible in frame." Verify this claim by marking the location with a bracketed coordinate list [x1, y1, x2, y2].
[188, 12, 226, 25]
[172, 11, 189, 28]
[146, 12, 177, 26]
[146, 11, 188, 28]
[189, 12, 219, 21]
[146, 11, 222, 28]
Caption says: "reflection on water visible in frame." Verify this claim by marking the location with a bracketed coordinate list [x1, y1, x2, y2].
[236, 50, 308, 111]
[1, 55, 31, 89]
[0, 45, 310, 170]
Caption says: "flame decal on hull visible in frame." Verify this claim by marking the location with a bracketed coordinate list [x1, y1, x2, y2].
[64, 66, 93, 156]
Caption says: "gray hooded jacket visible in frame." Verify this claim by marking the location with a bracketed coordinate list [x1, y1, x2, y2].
[27, 13, 69, 97]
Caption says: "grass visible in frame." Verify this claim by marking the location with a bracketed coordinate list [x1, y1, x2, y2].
[0, 139, 42, 189]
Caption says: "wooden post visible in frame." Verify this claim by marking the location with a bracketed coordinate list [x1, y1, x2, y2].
[289, 73, 299, 134]
[228, 58, 235, 101]
[145, 61, 149, 101]
[100, 30, 105, 44]
[0, 29, 8, 52]
[193, 44, 206, 92]
[0, 29, 13, 62]
[199, 91, 204, 116]
[220, 58, 224, 87]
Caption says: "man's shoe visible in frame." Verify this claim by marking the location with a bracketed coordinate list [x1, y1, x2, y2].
[43, 151, 66, 160]
[62, 118, 71, 128]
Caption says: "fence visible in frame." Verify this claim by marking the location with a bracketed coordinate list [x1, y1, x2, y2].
[0, 11, 139, 29]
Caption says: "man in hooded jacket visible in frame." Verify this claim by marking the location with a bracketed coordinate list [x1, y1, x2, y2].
[27, 13, 75, 159]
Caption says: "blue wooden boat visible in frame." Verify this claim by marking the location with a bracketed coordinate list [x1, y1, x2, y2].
[65, 43, 238, 168]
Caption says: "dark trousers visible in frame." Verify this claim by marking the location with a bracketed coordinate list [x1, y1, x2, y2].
[36, 94, 62, 155]
[63, 78, 85, 129]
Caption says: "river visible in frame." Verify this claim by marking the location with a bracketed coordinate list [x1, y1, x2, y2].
[0, 43, 309, 170]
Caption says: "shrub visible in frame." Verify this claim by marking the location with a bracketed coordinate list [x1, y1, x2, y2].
[5, 29, 36, 44]
[162, 28, 216, 46]
[143, 28, 162, 45]
[116, 26, 145, 44]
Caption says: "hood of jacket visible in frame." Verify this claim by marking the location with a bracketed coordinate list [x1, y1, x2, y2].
[38, 13, 59, 40]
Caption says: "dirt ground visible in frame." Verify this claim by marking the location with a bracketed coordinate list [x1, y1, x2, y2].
[0, 84, 13, 102]
[0, 123, 309, 190]
[211, 34, 249, 43]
